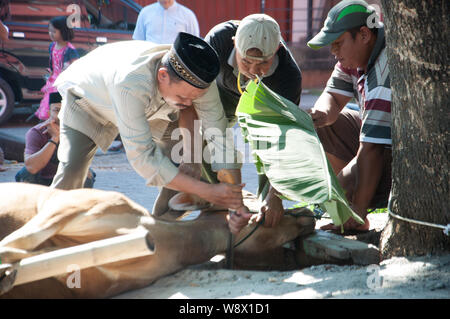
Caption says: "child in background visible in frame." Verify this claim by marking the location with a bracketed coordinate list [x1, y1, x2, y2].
[35, 16, 79, 120]
[0, 20, 8, 42]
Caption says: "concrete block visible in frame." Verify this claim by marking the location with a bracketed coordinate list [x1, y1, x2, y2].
[303, 230, 380, 265]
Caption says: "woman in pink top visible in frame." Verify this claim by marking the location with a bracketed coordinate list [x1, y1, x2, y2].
[35, 16, 79, 120]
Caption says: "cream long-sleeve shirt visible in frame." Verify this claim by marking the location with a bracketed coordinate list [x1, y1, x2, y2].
[54, 40, 241, 187]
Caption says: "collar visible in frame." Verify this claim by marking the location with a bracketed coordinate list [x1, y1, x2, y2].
[366, 26, 385, 72]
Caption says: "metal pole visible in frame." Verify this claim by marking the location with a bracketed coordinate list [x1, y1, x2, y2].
[307, 0, 313, 41]
[261, 0, 265, 13]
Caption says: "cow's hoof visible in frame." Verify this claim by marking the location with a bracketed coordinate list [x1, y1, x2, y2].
[0, 264, 17, 296]
[152, 188, 179, 216]
[168, 192, 211, 211]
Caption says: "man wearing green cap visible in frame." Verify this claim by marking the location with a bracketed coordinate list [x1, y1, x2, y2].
[307, 0, 391, 232]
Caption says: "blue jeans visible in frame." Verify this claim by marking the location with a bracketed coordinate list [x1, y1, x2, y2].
[16, 167, 96, 188]
[345, 103, 360, 111]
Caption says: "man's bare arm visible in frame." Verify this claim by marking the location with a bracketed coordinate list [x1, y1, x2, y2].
[310, 91, 351, 128]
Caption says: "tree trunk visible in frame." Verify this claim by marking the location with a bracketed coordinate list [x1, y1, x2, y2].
[379, 0, 449, 258]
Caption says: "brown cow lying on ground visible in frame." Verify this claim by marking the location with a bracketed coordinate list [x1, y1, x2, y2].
[0, 183, 315, 298]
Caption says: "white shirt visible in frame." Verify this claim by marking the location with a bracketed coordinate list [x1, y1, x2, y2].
[133, 1, 200, 44]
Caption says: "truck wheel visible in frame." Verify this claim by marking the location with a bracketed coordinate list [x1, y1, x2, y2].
[0, 77, 15, 125]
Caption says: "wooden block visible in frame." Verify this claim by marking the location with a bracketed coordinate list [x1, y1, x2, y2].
[302, 230, 380, 265]
[3, 229, 154, 288]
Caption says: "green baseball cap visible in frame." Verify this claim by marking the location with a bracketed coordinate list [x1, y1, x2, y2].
[307, 0, 376, 50]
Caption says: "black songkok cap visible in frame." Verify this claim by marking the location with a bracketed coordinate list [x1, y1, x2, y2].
[169, 32, 220, 89]
[49, 92, 62, 104]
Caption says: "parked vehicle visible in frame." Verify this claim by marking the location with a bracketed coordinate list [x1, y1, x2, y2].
[0, 0, 141, 124]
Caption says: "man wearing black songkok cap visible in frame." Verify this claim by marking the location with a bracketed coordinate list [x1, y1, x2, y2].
[51, 33, 245, 213]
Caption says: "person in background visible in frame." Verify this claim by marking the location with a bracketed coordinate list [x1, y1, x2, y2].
[110, 0, 199, 154]
[0, 20, 8, 41]
[307, 0, 392, 232]
[0, 0, 9, 42]
[16, 92, 95, 187]
[35, 16, 79, 121]
[133, 0, 199, 43]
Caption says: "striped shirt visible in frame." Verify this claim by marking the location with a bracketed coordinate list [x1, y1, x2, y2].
[325, 28, 391, 145]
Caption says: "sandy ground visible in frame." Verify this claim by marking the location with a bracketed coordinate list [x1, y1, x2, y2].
[1, 152, 449, 299]
[116, 253, 450, 299]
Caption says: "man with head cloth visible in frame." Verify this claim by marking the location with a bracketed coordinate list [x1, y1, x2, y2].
[52, 32, 245, 213]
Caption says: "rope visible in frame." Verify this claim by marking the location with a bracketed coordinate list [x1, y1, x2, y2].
[236, 72, 260, 95]
[387, 192, 449, 236]
[233, 218, 263, 248]
[237, 71, 244, 95]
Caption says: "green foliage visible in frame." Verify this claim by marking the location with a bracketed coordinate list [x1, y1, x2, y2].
[236, 81, 364, 227]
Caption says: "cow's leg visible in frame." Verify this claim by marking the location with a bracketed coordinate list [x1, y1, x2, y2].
[138, 208, 316, 272]
[0, 185, 154, 298]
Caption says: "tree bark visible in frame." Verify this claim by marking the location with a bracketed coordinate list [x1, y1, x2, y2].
[379, 0, 449, 258]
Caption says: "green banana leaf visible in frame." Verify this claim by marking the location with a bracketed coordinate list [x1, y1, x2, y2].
[236, 80, 363, 228]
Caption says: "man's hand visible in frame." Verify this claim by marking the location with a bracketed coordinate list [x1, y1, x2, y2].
[309, 107, 342, 128]
[259, 190, 284, 228]
[309, 108, 332, 128]
[203, 182, 245, 210]
[228, 206, 253, 235]
[309, 91, 350, 128]
[43, 119, 60, 143]
[166, 172, 244, 211]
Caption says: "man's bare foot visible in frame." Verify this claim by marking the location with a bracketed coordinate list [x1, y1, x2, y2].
[320, 216, 370, 233]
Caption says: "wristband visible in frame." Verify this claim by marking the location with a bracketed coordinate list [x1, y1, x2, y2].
[48, 139, 59, 147]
